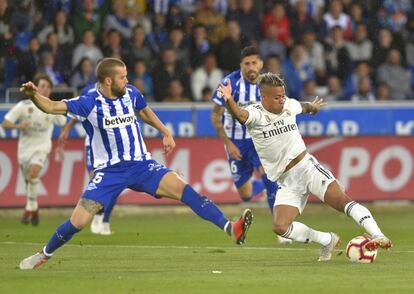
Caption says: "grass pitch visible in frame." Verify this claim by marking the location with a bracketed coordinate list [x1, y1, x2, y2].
[0, 204, 413, 294]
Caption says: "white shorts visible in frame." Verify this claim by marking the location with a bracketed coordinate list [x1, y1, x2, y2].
[275, 153, 336, 214]
[18, 151, 48, 177]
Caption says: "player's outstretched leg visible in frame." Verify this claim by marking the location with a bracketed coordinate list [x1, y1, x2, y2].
[344, 201, 392, 251]
[19, 219, 80, 269]
[180, 185, 253, 245]
[101, 197, 116, 235]
[90, 212, 104, 234]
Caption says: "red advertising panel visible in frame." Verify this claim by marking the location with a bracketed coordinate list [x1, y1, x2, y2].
[0, 137, 413, 207]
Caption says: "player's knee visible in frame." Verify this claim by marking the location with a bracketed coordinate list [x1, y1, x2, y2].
[272, 222, 289, 236]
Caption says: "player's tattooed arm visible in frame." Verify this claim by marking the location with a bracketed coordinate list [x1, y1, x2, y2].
[79, 198, 103, 214]
[218, 81, 249, 124]
[300, 96, 327, 115]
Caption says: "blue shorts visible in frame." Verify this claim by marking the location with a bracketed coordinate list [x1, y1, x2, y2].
[81, 160, 171, 209]
[85, 145, 93, 172]
[227, 139, 262, 188]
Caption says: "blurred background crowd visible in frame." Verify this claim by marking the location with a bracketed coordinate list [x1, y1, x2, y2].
[0, 0, 413, 103]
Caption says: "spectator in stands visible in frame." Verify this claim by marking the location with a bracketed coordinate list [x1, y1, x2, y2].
[231, 0, 261, 43]
[163, 79, 191, 103]
[343, 61, 372, 99]
[282, 42, 315, 98]
[191, 52, 223, 101]
[301, 79, 318, 101]
[264, 54, 282, 75]
[371, 27, 394, 68]
[39, 32, 71, 80]
[262, 2, 291, 47]
[201, 86, 213, 102]
[125, 24, 153, 70]
[129, 58, 153, 100]
[259, 23, 286, 61]
[290, 0, 318, 42]
[405, 14, 414, 66]
[152, 46, 190, 101]
[288, 0, 325, 22]
[377, 48, 412, 100]
[324, 75, 345, 101]
[72, 29, 104, 68]
[166, 3, 186, 29]
[104, 0, 133, 40]
[348, 2, 366, 33]
[37, 10, 74, 46]
[124, 0, 151, 34]
[0, 0, 16, 57]
[376, 82, 391, 101]
[321, 0, 352, 39]
[350, 76, 376, 103]
[38, 51, 66, 87]
[217, 20, 250, 73]
[189, 24, 212, 69]
[102, 29, 128, 59]
[16, 36, 41, 83]
[195, 0, 227, 45]
[346, 23, 373, 63]
[324, 26, 352, 79]
[302, 29, 326, 84]
[69, 57, 96, 93]
[73, 0, 109, 42]
[146, 12, 169, 55]
[167, 26, 190, 67]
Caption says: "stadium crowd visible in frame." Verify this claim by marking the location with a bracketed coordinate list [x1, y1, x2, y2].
[1, 0, 413, 102]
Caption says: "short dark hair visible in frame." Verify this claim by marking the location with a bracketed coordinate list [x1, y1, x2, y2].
[33, 73, 53, 88]
[240, 46, 261, 61]
[96, 58, 126, 82]
[259, 72, 285, 88]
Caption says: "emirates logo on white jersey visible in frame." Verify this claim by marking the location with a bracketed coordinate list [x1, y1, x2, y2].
[103, 114, 136, 129]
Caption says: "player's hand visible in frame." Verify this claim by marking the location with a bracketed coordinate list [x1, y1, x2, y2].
[19, 82, 38, 97]
[218, 79, 233, 102]
[309, 96, 327, 115]
[226, 140, 242, 160]
[58, 131, 69, 147]
[163, 133, 175, 155]
[19, 121, 30, 130]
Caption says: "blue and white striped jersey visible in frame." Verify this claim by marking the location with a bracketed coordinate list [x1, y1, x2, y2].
[212, 70, 261, 140]
[64, 84, 149, 170]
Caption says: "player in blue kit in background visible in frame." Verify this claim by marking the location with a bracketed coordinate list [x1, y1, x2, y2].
[57, 83, 116, 235]
[19, 57, 253, 270]
[211, 46, 290, 244]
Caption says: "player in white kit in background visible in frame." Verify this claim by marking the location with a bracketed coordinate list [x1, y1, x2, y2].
[219, 72, 392, 261]
[2, 73, 67, 226]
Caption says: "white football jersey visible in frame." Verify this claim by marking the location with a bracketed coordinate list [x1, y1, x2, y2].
[245, 98, 306, 181]
[4, 99, 67, 163]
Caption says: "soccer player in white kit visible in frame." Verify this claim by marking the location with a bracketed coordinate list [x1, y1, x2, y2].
[2, 73, 67, 225]
[219, 72, 392, 261]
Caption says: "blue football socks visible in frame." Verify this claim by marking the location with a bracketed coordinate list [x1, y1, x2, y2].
[261, 174, 278, 213]
[44, 220, 80, 255]
[181, 184, 228, 230]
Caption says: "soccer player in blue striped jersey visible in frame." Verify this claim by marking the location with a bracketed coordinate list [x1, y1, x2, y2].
[57, 83, 116, 235]
[18, 58, 253, 270]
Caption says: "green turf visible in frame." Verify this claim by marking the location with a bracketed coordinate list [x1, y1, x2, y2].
[0, 204, 413, 294]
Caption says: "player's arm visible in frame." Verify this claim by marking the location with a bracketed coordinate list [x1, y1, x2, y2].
[20, 81, 67, 115]
[2, 118, 29, 130]
[136, 106, 175, 155]
[300, 96, 326, 115]
[211, 103, 242, 160]
[218, 82, 249, 124]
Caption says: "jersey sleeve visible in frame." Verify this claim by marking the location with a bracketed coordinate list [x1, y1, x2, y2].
[285, 98, 302, 115]
[211, 77, 236, 107]
[52, 114, 68, 126]
[4, 101, 25, 123]
[244, 104, 262, 127]
[63, 95, 95, 121]
[129, 85, 147, 111]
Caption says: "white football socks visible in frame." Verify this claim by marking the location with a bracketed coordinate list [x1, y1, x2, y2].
[25, 179, 39, 211]
[281, 221, 332, 246]
[344, 201, 383, 237]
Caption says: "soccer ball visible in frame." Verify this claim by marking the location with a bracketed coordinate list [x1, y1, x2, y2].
[345, 236, 377, 263]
